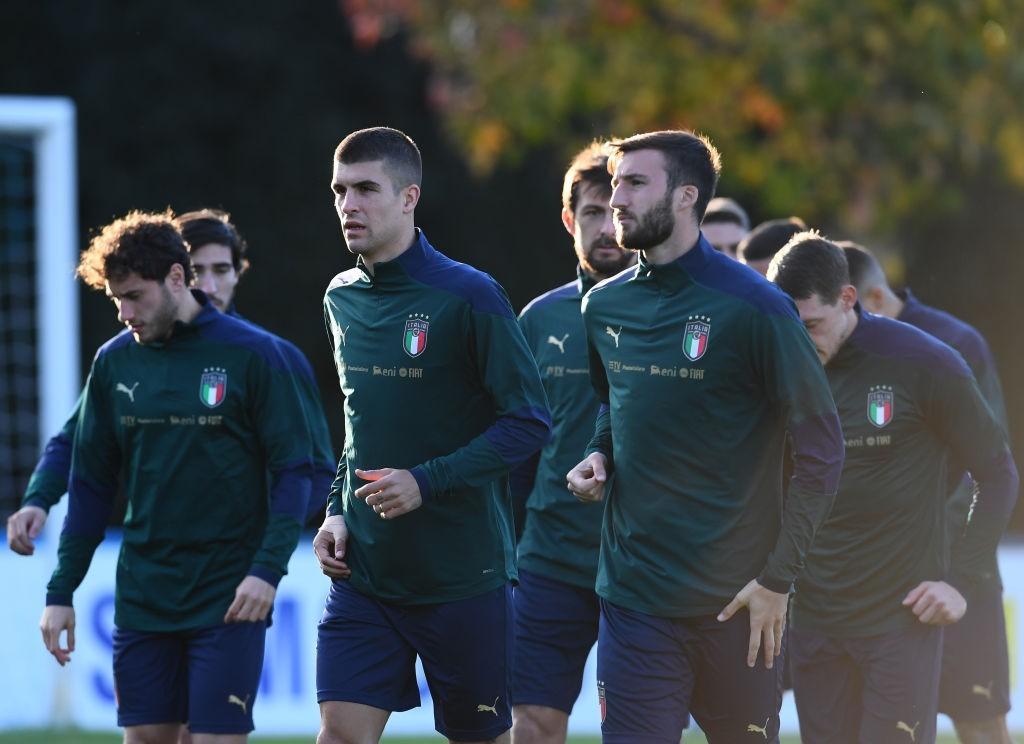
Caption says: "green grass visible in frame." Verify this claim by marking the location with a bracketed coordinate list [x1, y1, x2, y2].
[0, 733, 975, 743]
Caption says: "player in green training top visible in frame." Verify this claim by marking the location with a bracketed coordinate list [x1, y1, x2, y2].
[566, 130, 845, 743]
[768, 234, 1018, 744]
[313, 127, 550, 744]
[510, 141, 635, 744]
[38, 211, 314, 744]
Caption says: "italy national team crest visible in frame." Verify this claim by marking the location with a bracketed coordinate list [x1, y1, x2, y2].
[403, 313, 430, 358]
[199, 367, 227, 408]
[682, 315, 711, 361]
[867, 385, 894, 428]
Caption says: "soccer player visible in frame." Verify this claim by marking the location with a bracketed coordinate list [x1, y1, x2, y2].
[700, 195, 750, 258]
[844, 242, 1013, 744]
[7, 210, 335, 555]
[768, 234, 1018, 744]
[510, 141, 634, 744]
[38, 211, 314, 744]
[566, 130, 844, 743]
[738, 217, 808, 277]
[313, 127, 550, 744]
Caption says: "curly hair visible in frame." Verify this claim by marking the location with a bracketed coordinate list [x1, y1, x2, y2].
[77, 210, 193, 290]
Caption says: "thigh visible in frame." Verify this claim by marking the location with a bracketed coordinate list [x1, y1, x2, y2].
[789, 628, 862, 744]
[511, 569, 599, 714]
[689, 611, 784, 744]
[316, 579, 419, 712]
[939, 583, 1010, 723]
[596, 599, 691, 744]
[414, 584, 513, 743]
[185, 620, 267, 735]
[113, 627, 188, 728]
[858, 624, 942, 744]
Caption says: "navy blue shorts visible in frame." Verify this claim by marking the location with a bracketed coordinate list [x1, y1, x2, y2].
[790, 622, 942, 744]
[317, 580, 513, 741]
[939, 582, 1011, 722]
[112, 621, 266, 733]
[597, 599, 783, 744]
[511, 569, 599, 714]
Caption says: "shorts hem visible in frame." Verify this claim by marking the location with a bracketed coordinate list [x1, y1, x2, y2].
[938, 703, 1012, 723]
[186, 722, 255, 735]
[316, 689, 417, 713]
[509, 695, 574, 715]
[118, 715, 186, 728]
[438, 721, 511, 741]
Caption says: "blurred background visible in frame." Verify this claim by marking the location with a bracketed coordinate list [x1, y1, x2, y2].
[1, 1, 1023, 739]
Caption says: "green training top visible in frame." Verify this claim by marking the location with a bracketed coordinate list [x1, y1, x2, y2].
[514, 267, 604, 589]
[323, 230, 551, 605]
[583, 236, 844, 618]
[46, 294, 314, 632]
[791, 308, 1018, 637]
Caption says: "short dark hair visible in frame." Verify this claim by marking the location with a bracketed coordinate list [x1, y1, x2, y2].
[176, 209, 250, 275]
[702, 197, 749, 230]
[739, 217, 808, 262]
[562, 140, 613, 214]
[609, 130, 722, 221]
[767, 231, 849, 305]
[836, 240, 887, 293]
[334, 127, 422, 190]
[78, 210, 193, 290]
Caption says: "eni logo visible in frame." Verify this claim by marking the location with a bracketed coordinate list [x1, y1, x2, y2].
[746, 717, 769, 739]
[605, 325, 622, 348]
[896, 721, 920, 741]
[476, 696, 499, 716]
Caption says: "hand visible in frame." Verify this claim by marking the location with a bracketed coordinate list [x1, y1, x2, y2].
[354, 468, 422, 519]
[8, 505, 47, 555]
[718, 578, 789, 669]
[902, 581, 966, 625]
[566, 453, 608, 502]
[40, 605, 75, 666]
[224, 575, 276, 623]
[313, 514, 352, 579]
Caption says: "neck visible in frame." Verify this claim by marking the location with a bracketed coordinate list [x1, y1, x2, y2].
[175, 291, 203, 326]
[839, 305, 860, 346]
[640, 218, 700, 266]
[361, 225, 416, 275]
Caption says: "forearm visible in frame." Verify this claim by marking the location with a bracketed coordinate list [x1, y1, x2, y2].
[46, 532, 103, 605]
[23, 432, 73, 511]
[253, 464, 311, 581]
[584, 404, 613, 464]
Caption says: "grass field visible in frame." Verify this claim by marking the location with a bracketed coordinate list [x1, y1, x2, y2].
[0, 733, 976, 743]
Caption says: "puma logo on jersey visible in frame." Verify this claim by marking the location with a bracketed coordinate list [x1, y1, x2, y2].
[605, 325, 622, 348]
[228, 693, 250, 715]
[746, 717, 769, 739]
[972, 681, 994, 700]
[547, 333, 569, 353]
[116, 382, 139, 402]
[476, 696, 499, 716]
[896, 720, 920, 741]
[337, 324, 351, 346]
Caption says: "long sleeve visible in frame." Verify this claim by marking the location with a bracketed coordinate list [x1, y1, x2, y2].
[46, 369, 118, 606]
[929, 367, 1019, 590]
[23, 391, 84, 512]
[247, 348, 314, 586]
[327, 455, 347, 518]
[413, 285, 551, 501]
[582, 310, 614, 462]
[755, 312, 844, 593]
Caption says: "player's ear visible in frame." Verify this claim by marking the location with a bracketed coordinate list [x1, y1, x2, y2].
[561, 206, 576, 236]
[676, 184, 698, 214]
[402, 183, 420, 213]
[841, 284, 858, 310]
[165, 263, 187, 291]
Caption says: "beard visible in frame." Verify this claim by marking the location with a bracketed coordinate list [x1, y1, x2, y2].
[140, 285, 181, 343]
[583, 235, 634, 277]
[615, 191, 675, 251]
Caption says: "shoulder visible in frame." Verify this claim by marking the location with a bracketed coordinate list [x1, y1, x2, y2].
[94, 329, 135, 360]
[902, 301, 992, 370]
[324, 267, 366, 298]
[199, 312, 292, 372]
[407, 245, 514, 318]
[520, 279, 578, 319]
[855, 313, 971, 379]
[694, 249, 800, 320]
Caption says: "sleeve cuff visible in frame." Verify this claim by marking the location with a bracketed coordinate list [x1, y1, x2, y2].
[22, 497, 52, 513]
[410, 466, 434, 504]
[248, 565, 283, 588]
[756, 573, 793, 595]
[46, 593, 73, 607]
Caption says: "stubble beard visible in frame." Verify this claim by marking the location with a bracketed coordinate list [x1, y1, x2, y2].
[616, 192, 675, 251]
